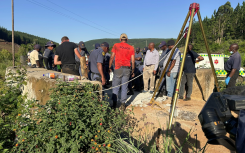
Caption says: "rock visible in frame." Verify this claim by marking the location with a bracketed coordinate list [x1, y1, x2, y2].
[178, 111, 197, 121]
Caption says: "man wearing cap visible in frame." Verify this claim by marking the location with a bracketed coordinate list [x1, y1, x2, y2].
[157, 41, 168, 97]
[95, 43, 100, 49]
[29, 44, 42, 68]
[163, 40, 181, 99]
[75, 41, 90, 76]
[89, 42, 109, 84]
[104, 52, 111, 87]
[143, 43, 159, 94]
[133, 47, 143, 91]
[43, 41, 56, 70]
[54, 36, 81, 75]
[109, 33, 135, 111]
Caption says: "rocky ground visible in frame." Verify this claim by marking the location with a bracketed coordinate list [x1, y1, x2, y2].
[105, 89, 237, 153]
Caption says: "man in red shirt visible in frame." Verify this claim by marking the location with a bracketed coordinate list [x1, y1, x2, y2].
[109, 33, 135, 111]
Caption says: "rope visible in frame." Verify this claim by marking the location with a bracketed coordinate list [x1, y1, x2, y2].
[93, 33, 186, 93]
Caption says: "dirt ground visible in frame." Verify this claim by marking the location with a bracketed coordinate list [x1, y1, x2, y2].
[125, 98, 236, 153]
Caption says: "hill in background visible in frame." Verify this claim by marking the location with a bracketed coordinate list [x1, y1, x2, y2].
[85, 38, 175, 51]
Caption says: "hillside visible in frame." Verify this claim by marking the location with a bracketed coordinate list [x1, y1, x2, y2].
[85, 38, 175, 51]
[0, 39, 20, 53]
[0, 26, 58, 47]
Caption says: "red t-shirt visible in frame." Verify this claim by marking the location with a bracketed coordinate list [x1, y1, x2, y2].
[111, 42, 134, 70]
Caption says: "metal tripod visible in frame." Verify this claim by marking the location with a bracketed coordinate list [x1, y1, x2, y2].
[148, 3, 220, 130]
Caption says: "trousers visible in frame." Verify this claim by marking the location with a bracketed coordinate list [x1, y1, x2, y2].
[227, 70, 240, 88]
[62, 64, 80, 76]
[166, 72, 178, 97]
[179, 72, 195, 98]
[143, 65, 155, 91]
[112, 67, 131, 104]
[158, 67, 166, 92]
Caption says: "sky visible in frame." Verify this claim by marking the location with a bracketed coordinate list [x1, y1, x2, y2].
[0, 0, 243, 43]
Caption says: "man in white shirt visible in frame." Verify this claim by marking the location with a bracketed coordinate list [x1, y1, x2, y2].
[30, 44, 42, 68]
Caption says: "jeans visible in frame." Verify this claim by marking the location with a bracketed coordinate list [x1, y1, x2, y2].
[179, 72, 195, 98]
[112, 67, 131, 104]
[166, 72, 178, 97]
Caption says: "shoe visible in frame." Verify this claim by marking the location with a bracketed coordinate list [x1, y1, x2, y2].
[149, 91, 154, 94]
[112, 101, 117, 109]
[184, 97, 191, 101]
[179, 96, 184, 99]
[142, 90, 148, 93]
[162, 90, 167, 96]
[127, 89, 134, 95]
[119, 103, 126, 112]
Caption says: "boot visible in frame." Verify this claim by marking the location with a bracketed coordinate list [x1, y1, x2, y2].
[112, 101, 117, 109]
[158, 91, 164, 97]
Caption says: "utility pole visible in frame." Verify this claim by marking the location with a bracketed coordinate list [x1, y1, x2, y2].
[12, 0, 15, 66]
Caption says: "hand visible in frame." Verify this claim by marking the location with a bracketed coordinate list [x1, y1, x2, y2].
[109, 68, 112, 73]
[143, 68, 144, 71]
[225, 77, 230, 85]
[167, 71, 171, 77]
[153, 70, 156, 75]
[131, 72, 135, 78]
[102, 77, 106, 85]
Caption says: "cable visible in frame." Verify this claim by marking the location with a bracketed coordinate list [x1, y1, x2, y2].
[93, 33, 186, 93]
[46, 0, 119, 35]
[26, 0, 117, 36]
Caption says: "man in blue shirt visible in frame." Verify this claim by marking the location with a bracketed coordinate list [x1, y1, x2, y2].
[43, 41, 56, 70]
[89, 42, 109, 85]
[224, 43, 241, 88]
[179, 44, 204, 101]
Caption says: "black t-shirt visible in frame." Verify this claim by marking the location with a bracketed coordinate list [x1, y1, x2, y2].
[55, 42, 78, 65]
[183, 50, 199, 73]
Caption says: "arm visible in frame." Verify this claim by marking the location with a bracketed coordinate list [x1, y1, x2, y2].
[154, 53, 159, 70]
[196, 56, 204, 63]
[54, 55, 62, 65]
[168, 60, 176, 72]
[109, 52, 115, 71]
[229, 68, 237, 78]
[74, 48, 81, 59]
[131, 55, 135, 72]
[97, 63, 106, 85]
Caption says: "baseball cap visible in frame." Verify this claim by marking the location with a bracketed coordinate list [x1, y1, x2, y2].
[95, 43, 100, 49]
[101, 42, 109, 48]
[45, 41, 56, 48]
[79, 41, 85, 49]
[136, 47, 140, 52]
[167, 40, 175, 46]
[120, 33, 128, 40]
[158, 41, 167, 48]
[34, 44, 41, 50]
[142, 47, 148, 53]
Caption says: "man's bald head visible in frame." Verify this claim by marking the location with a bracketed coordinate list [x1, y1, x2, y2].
[188, 44, 193, 51]
[148, 43, 155, 50]
[229, 43, 239, 52]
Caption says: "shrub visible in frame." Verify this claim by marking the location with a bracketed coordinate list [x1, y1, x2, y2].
[12, 81, 131, 153]
[0, 68, 27, 152]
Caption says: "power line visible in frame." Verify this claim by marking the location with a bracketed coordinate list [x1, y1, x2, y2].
[46, 0, 119, 35]
[26, 0, 117, 36]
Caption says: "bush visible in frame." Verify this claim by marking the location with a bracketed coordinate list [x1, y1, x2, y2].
[0, 68, 27, 152]
[12, 81, 132, 153]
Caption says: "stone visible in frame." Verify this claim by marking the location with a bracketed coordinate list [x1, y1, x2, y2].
[178, 111, 197, 121]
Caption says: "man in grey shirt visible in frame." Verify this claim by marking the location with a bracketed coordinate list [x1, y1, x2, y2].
[163, 40, 181, 98]
[143, 43, 159, 93]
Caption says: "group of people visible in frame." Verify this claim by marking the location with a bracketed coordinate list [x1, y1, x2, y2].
[28, 34, 242, 111]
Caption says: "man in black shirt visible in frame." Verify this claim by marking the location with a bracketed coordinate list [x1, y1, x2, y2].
[54, 36, 81, 75]
[179, 44, 204, 101]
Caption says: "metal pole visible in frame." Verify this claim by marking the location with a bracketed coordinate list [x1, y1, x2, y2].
[149, 10, 190, 104]
[168, 8, 195, 130]
[12, 0, 15, 66]
[197, 10, 220, 92]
